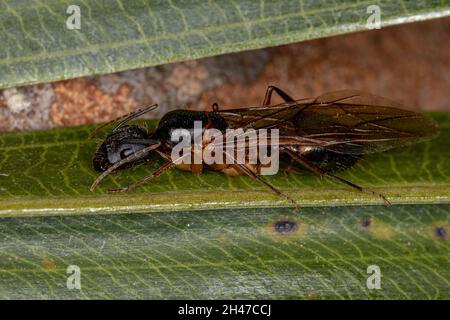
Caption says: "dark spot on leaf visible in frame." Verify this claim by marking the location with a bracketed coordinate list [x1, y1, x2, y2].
[361, 217, 371, 227]
[435, 226, 447, 239]
[274, 220, 298, 234]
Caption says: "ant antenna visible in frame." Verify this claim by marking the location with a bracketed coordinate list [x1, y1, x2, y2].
[90, 141, 161, 191]
[89, 104, 158, 139]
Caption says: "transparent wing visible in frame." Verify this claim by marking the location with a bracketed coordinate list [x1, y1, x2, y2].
[218, 90, 439, 155]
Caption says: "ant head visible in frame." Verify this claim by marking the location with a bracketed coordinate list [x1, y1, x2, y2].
[93, 125, 158, 172]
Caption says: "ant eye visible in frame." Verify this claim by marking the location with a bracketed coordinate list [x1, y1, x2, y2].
[120, 148, 133, 159]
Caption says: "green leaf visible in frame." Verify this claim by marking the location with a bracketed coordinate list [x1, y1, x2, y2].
[0, 205, 449, 299]
[1, 0, 449, 89]
[0, 113, 449, 299]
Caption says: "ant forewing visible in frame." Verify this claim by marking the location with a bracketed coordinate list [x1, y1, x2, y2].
[90, 86, 439, 206]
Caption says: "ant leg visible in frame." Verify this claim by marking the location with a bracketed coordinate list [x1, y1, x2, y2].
[108, 161, 176, 193]
[262, 85, 296, 106]
[90, 142, 161, 191]
[222, 146, 299, 208]
[284, 148, 391, 205]
[89, 104, 158, 138]
[235, 162, 300, 209]
[231, 87, 297, 131]
[229, 86, 297, 131]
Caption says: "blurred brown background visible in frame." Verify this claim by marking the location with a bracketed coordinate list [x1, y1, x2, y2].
[0, 17, 448, 132]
